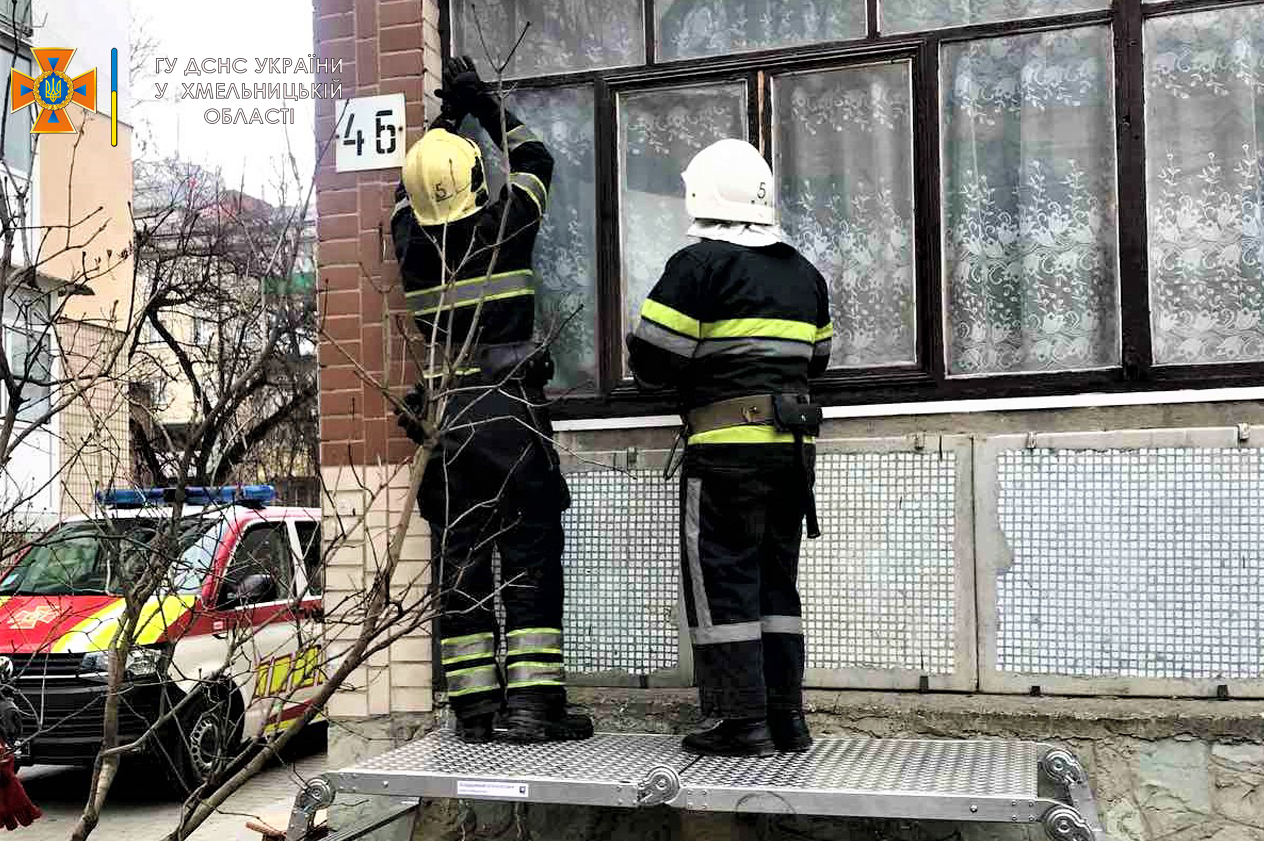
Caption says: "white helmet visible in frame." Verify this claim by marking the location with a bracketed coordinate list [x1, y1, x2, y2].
[681, 138, 775, 225]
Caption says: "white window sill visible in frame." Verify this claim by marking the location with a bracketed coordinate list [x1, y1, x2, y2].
[552, 386, 1264, 433]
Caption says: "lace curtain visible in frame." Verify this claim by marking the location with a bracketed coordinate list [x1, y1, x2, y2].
[1146, 7, 1264, 365]
[454, 0, 642, 79]
[472, 86, 599, 392]
[881, 0, 1105, 36]
[942, 27, 1120, 376]
[775, 64, 916, 368]
[618, 84, 748, 371]
[656, 0, 864, 61]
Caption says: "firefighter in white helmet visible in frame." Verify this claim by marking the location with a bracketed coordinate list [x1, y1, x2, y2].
[392, 56, 591, 745]
[628, 138, 833, 757]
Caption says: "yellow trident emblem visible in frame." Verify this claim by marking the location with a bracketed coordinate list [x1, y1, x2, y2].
[9, 48, 96, 134]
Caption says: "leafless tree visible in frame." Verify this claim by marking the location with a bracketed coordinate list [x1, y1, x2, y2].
[0, 13, 590, 841]
[127, 157, 318, 490]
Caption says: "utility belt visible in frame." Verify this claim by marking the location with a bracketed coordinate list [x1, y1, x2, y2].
[677, 393, 823, 539]
[684, 394, 817, 437]
[453, 341, 555, 388]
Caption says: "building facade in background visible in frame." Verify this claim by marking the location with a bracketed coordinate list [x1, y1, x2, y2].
[1, 0, 133, 528]
[315, 0, 1264, 835]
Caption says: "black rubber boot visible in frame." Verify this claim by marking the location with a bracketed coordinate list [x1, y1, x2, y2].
[682, 718, 776, 757]
[455, 713, 495, 744]
[503, 708, 594, 743]
[768, 711, 812, 753]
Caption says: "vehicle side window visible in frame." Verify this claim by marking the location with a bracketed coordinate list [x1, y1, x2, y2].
[294, 521, 323, 596]
[220, 523, 293, 607]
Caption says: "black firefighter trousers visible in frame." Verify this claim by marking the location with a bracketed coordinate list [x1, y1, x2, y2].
[418, 382, 572, 722]
[680, 442, 811, 719]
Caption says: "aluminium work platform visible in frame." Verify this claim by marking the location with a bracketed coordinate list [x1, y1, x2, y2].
[286, 730, 1111, 841]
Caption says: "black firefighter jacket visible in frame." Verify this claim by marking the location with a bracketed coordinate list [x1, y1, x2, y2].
[627, 238, 833, 445]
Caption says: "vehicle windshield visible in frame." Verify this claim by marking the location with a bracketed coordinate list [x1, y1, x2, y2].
[0, 516, 226, 596]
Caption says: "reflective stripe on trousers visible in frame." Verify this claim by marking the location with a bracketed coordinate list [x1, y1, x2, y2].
[506, 660, 564, 689]
[689, 616, 804, 645]
[441, 631, 496, 666]
[506, 627, 562, 657]
[446, 663, 500, 697]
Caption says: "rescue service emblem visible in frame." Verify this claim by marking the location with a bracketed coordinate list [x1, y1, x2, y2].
[8, 605, 58, 630]
[9, 48, 97, 134]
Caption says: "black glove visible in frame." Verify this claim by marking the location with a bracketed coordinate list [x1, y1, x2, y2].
[430, 99, 463, 132]
[435, 55, 494, 118]
[521, 346, 556, 388]
[394, 384, 429, 446]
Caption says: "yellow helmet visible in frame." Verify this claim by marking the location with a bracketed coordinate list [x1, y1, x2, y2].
[402, 128, 487, 227]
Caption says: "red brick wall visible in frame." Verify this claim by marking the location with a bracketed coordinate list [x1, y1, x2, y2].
[313, 0, 441, 469]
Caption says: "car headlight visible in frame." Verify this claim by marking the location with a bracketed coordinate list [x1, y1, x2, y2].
[80, 646, 168, 680]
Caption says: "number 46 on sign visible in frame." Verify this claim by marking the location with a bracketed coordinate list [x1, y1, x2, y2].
[336, 93, 407, 172]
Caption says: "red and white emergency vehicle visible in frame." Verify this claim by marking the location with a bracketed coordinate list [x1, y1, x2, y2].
[0, 485, 323, 787]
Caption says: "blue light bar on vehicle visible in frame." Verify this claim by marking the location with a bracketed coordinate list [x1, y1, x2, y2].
[96, 485, 277, 509]
[93, 488, 164, 508]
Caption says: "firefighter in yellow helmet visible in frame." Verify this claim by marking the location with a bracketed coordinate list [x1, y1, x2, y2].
[392, 57, 591, 745]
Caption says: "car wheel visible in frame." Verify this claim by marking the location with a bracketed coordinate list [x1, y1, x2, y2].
[173, 684, 243, 792]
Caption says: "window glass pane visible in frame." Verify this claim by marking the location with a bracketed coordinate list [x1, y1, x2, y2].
[942, 28, 1119, 376]
[1146, 8, 1264, 365]
[656, 0, 864, 62]
[618, 83, 747, 365]
[294, 521, 323, 595]
[225, 524, 294, 603]
[8, 294, 49, 422]
[775, 63, 916, 369]
[470, 86, 598, 392]
[0, 0, 31, 32]
[1, 48, 31, 170]
[882, 0, 1105, 35]
[454, 0, 643, 79]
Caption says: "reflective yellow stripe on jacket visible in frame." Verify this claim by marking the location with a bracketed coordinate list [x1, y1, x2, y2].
[406, 269, 535, 317]
[687, 426, 815, 446]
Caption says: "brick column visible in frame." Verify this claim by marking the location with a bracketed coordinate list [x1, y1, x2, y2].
[314, 0, 443, 768]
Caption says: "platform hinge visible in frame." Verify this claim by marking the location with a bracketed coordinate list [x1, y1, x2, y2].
[636, 766, 681, 807]
[1039, 749, 1107, 841]
[286, 776, 336, 841]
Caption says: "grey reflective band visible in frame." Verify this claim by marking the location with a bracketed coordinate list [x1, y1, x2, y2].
[506, 628, 562, 655]
[506, 660, 565, 688]
[505, 124, 540, 153]
[685, 478, 712, 628]
[634, 319, 698, 359]
[761, 615, 804, 635]
[694, 338, 813, 360]
[509, 171, 548, 213]
[407, 270, 536, 316]
[446, 663, 500, 697]
[813, 339, 832, 357]
[393, 196, 411, 216]
[690, 621, 763, 645]
[440, 632, 496, 665]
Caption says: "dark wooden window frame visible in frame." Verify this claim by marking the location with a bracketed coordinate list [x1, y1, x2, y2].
[441, 0, 1264, 420]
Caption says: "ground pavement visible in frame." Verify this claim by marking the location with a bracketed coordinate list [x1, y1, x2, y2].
[16, 741, 327, 841]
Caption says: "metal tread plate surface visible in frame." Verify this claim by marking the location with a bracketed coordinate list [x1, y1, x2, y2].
[684, 737, 1042, 796]
[332, 732, 1058, 821]
[331, 730, 696, 807]
[678, 738, 1053, 821]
